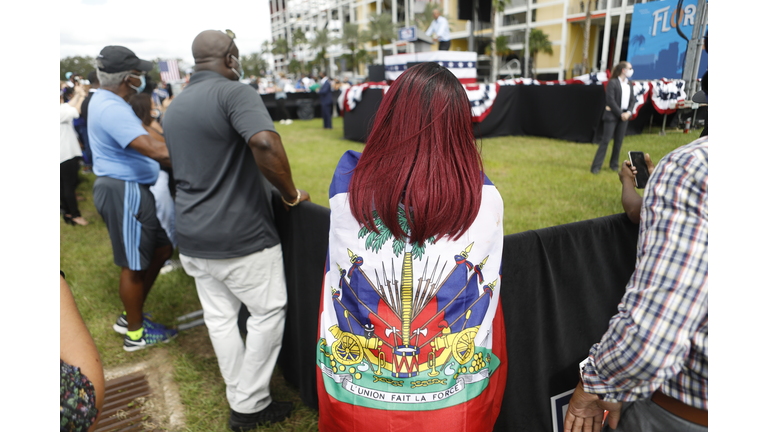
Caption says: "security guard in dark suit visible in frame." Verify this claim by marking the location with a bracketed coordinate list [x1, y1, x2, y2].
[591, 61, 635, 174]
[318, 72, 334, 129]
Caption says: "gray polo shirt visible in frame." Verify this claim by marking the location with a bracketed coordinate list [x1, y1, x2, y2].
[162, 70, 279, 259]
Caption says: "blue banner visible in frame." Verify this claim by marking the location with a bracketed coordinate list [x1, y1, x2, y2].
[627, 0, 707, 80]
[399, 26, 417, 42]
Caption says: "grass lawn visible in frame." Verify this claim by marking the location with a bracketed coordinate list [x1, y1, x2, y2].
[60, 116, 698, 431]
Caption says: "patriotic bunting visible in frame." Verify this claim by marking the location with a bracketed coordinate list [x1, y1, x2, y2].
[630, 81, 652, 120]
[464, 83, 500, 123]
[338, 81, 388, 116]
[649, 79, 687, 115]
[338, 75, 686, 122]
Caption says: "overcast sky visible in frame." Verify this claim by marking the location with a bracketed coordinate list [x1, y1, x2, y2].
[60, 0, 273, 69]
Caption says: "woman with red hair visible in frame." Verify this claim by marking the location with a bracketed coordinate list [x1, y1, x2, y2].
[317, 62, 507, 432]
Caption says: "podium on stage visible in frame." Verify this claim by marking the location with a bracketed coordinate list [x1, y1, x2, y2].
[384, 51, 478, 84]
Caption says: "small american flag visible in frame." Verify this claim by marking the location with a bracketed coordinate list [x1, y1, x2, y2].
[158, 60, 180, 84]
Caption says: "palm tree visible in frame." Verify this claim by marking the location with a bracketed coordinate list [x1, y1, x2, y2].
[357, 209, 435, 260]
[310, 28, 332, 74]
[490, 0, 512, 81]
[355, 49, 372, 75]
[340, 23, 364, 74]
[528, 29, 553, 80]
[486, 35, 513, 61]
[630, 34, 645, 49]
[582, 1, 592, 74]
[260, 40, 271, 54]
[294, 28, 308, 73]
[241, 52, 269, 78]
[271, 37, 290, 72]
[366, 13, 397, 60]
[288, 58, 303, 75]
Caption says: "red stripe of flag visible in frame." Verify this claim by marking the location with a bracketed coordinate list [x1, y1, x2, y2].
[159, 60, 180, 84]
[317, 295, 507, 432]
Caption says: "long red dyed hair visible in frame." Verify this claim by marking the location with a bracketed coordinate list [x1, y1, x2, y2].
[348, 62, 484, 246]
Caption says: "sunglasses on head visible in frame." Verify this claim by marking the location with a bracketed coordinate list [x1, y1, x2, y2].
[225, 29, 236, 55]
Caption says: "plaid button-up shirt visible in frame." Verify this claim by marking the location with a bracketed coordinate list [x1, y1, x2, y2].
[581, 138, 708, 410]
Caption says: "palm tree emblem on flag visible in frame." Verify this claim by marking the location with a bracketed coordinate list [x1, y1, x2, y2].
[322, 209, 499, 401]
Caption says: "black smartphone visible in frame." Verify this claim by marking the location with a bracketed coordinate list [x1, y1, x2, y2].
[628, 151, 650, 188]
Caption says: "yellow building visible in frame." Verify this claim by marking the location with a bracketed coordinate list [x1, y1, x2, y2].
[269, 0, 645, 80]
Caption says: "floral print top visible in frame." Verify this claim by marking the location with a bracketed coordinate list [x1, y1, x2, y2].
[60, 359, 99, 431]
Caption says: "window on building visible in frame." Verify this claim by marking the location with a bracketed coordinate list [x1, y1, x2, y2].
[509, 30, 525, 44]
[503, 12, 527, 26]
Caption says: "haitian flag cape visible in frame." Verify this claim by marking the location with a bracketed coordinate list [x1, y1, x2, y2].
[317, 151, 507, 432]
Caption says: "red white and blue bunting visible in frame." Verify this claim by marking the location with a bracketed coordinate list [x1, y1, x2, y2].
[338, 73, 686, 123]
[630, 81, 652, 120]
[464, 83, 499, 123]
[338, 81, 388, 114]
[496, 72, 609, 86]
[649, 79, 687, 115]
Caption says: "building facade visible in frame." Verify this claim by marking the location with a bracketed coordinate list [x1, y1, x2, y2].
[269, 0, 653, 80]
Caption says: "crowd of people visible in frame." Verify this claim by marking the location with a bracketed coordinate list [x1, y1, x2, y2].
[246, 71, 352, 97]
[60, 29, 707, 432]
[244, 71, 349, 127]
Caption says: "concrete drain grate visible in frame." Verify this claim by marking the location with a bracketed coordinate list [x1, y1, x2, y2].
[94, 371, 160, 432]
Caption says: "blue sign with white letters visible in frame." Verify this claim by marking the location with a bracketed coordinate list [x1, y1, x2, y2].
[399, 26, 417, 42]
[627, 0, 707, 80]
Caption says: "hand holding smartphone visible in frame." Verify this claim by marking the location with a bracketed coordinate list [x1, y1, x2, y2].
[628, 151, 650, 188]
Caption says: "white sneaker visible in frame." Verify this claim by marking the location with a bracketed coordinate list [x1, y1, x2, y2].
[159, 259, 182, 275]
[285, 119, 293, 125]
[279, 119, 286, 124]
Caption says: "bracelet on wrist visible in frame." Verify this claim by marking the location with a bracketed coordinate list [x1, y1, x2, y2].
[281, 188, 301, 207]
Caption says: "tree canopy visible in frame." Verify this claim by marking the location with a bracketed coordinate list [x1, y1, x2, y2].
[338, 23, 367, 74]
[528, 29, 553, 79]
[241, 53, 269, 78]
[311, 28, 332, 51]
[486, 35, 514, 58]
[529, 29, 553, 57]
[272, 37, 290, 57]
[340, 23, 362, 53]
[310, 28, 333, 74]
[294, 28, 308, 47]
[60, 56, 95, 81]
[366, 13, 396, 47]
[288, 58, 303, 75]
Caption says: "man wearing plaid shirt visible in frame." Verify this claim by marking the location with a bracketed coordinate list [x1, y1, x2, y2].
[565, 137, 708, 432]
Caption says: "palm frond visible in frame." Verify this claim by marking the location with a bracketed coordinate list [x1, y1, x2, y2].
[392, 239, 405, 257]
[358, 225, 370, 239]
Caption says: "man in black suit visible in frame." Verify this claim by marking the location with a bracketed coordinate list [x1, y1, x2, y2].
[591, 62, 635, 174]
[318, 72, 333, 129]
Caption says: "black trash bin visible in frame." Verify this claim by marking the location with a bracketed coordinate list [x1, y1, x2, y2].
[296, 99, 315, 120]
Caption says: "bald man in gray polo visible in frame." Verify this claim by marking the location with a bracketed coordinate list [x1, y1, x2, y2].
[162, 30, 309, 431]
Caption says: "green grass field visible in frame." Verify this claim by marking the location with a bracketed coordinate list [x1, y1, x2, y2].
[60, 116, 697, 431]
